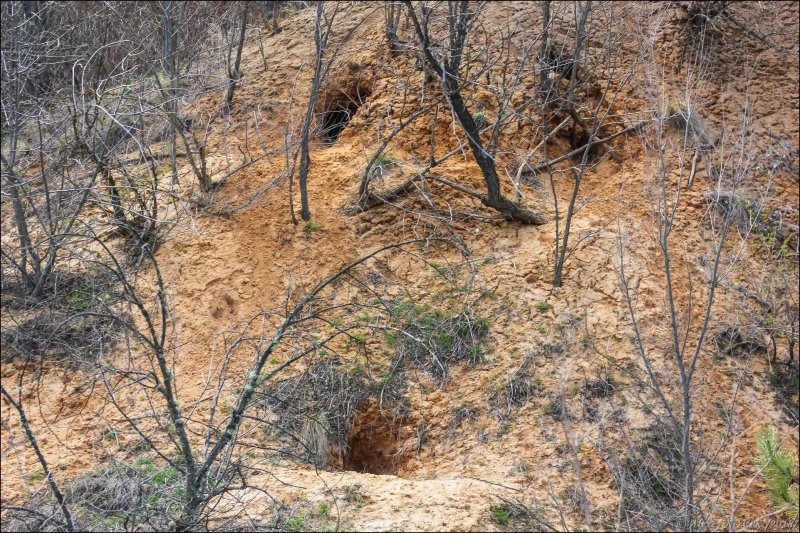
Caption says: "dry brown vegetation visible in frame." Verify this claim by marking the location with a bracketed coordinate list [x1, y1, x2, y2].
[1, 1, 798, 531]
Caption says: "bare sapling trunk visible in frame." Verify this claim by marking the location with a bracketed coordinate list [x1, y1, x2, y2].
[1, 386, 76, 532]
[299, 4, 325, 222]
[384, 1, 404, 55]
[297, 2, 327, 222]
[552, 0, 591, 288]
[158, 1, 181, 186]
[295, 2, 371, 221]
[223, 2, 249, 116]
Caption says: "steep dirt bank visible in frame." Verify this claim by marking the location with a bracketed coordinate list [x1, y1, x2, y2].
[2, 2, 798, 531]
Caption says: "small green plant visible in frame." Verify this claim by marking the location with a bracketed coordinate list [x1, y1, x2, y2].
[285, 515, 304, 532]
[318, 502, 329, 516]
[71, 289, 91, 310]
[304, 220, 321, 232]
[348, 332, 367, 346]
[579, 334, 592, 349]
[543, 399, 561, 418]
[151, 466, 179, 487]
[342, 485, 368, 508]
[755, 426, 799, 520]
[491, 506, 511, 525]
[367, 149, 398, 166]
[25, 468, 45, 483]
[473, 112, 487, 128]
[156, 164, 172, 177]
[514, 460, 531, 478]
[383, 330, 397, 347]
[133, 458, 180, 488]
[535, 302, 552, 313]
[475, 316, 491, 330]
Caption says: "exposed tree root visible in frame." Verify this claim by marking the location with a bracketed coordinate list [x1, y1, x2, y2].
[360, 173, 547, 225]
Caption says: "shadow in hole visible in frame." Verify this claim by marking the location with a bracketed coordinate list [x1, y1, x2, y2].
[343, 402, 407, 475]
[321, 108, 351, 145]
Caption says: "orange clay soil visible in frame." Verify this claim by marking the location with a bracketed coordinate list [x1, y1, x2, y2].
[2, 2, 798, 531]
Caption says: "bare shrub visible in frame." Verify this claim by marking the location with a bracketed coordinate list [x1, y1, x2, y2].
[3, 459, 183, 532]
[1, 269, 125, 365]
[389, 300, 490, 381]
[713, 324, 768, 358]
[581, 369, 617, 399]
[606, 422, 688, 531]
[260, 357, 374, 467]
[489, 355, 542, 417]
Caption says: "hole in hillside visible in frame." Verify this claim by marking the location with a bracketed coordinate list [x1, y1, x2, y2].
[569, 127, 591, 151]
[341, 402, 407, 475]
[321, 108, 351, 144]
[317, 80, 372, 145]
[560, 121, 602, 163]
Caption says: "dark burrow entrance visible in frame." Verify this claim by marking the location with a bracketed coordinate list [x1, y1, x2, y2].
[321, 108, 351, 144]
[337, 402, 408, 475]
[317, 80, 372, 145]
